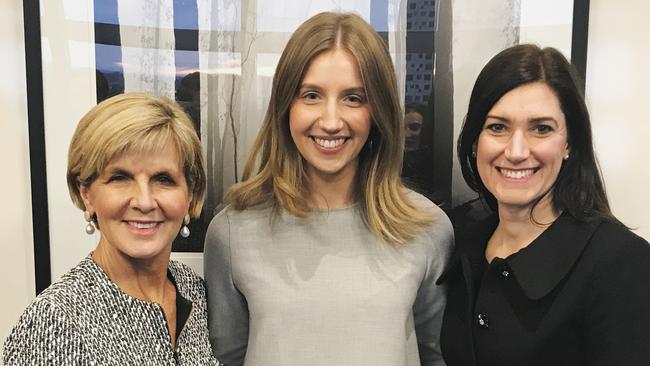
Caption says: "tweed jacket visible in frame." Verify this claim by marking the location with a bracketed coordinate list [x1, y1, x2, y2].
[438, 213, 650, 366]
[3, 257, 221, 366]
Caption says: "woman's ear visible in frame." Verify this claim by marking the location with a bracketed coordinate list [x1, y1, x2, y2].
[186, 192, 193, 215]
[564, 143, 571, 160]
[78, 180, 94, 214]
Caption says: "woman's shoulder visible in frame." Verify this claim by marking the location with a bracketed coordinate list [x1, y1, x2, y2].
[405, 189, 437, 210]
[3, 294, 89, 364]
[28, 257, 100, 313]
[3, 259, 96, 364]
[208, 202, 273, 229]
[403, 190, 454, 258]
[588, 219, 650, 263]
[405, 189, 453, 237]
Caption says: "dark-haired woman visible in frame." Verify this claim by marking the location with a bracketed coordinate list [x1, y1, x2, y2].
[438, 44, 650, 366]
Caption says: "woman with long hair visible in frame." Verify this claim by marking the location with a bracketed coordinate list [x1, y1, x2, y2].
[204, 12, 452, 366]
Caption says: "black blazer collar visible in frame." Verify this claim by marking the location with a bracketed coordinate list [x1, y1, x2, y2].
[507, 214, 601, 299]
[437, 213, 602, 300]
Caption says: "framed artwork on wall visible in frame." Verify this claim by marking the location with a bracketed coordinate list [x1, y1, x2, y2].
[23, 0, 590, 292]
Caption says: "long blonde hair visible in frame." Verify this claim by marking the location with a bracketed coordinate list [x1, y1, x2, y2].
[227, 12, 433, 244]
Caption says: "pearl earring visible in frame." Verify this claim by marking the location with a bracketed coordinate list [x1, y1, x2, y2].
[564, 153, 570, 160]
[84, 211, 96, 235]
[180, 215, 190, 238]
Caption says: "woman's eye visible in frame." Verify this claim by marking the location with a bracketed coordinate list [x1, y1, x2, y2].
[485, 123, 506, 133]
[107, 174, 127, 183]
[300, 91, 320, 102]
[155, 174, 176, 185]
[344, 94, 366, 106]
[533, 124, 553, 134]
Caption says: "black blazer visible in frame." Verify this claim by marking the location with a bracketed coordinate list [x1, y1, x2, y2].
[437, 213, 650, 366]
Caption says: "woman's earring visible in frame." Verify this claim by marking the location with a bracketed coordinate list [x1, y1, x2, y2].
[84, 211, 96, 235]
[564, 153, 570, 160]
[180, 215, 190, 238]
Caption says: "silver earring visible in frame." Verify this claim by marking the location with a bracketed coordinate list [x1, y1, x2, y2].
[471, 150, 477, 158]
[180, 215, 190, 238]
[564, 153, 570, 160]
[84, 211, 96, 235]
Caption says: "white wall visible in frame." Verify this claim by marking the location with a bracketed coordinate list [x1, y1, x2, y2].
[586, 0, 650, 239]
[0, 0, 36, 344]
[41, 0, 98, 281]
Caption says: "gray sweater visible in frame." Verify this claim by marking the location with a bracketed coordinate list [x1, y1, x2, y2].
[204, 193, 453, 366]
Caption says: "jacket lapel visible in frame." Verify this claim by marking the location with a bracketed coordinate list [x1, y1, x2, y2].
[506, 214, 602, 300]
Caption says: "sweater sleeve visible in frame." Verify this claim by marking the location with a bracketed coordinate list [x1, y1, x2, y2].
[3, 298, 92, 365]
[583, 228, 650, 366]
[204, 209, 250, 366]
[413, 208, 454, 366]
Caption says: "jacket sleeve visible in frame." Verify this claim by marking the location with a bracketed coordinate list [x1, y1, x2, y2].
[413, 208, 454, 366]
[583, 229, 650, 366]
[3, 298, 92, 365]
[204, 210, 250, 366]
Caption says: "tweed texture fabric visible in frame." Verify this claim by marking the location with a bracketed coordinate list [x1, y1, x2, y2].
[3, 257, 221, 366]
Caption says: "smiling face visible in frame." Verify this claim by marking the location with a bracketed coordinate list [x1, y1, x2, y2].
[289, 48, 372, 184]
[476, 81, 569, 214]
[80, 141, 192, 263]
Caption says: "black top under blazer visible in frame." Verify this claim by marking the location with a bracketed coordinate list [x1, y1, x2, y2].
[437, 213, 650, 366]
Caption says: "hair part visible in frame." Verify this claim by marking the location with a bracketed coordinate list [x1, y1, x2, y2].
[226, 12, 434, 244]
[457, 44, 615, 222]
[67, 92, 206, 218]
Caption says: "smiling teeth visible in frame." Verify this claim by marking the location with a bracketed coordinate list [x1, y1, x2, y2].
[129, 222, 157, 229]
[314, 138, 346, 148]
[501, 169, 535, 179]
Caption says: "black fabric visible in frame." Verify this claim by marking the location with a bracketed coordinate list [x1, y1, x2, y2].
[168, 270, 194, 342]
[176, 291, 193, 340]
[438, 213, 650, 366]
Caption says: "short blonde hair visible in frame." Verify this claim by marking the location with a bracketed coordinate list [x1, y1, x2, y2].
[67, 93, 206, 218]
[227, 12, 433, 244]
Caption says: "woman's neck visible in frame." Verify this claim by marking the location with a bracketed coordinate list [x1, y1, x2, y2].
[91, 242, 172, 304]
[306, 166, 357, 209]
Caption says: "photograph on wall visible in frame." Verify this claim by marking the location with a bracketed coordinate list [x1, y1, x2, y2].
[31, 0, 586, 279]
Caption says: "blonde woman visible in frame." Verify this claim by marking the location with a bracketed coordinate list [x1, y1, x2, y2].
[204, 12, 453, 366]
[3, 93, 220, 365]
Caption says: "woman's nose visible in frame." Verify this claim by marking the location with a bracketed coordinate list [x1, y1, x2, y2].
[504, 130, 530, 161]
[318, 100, 344, 133]
[131, 181, 156, 212]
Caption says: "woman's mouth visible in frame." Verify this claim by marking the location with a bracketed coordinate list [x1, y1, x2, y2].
[498, 168, 537, 179]
[125, 221, 161, 235]
[313, 137, 347, 149]
[127, 221, 159, 229]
